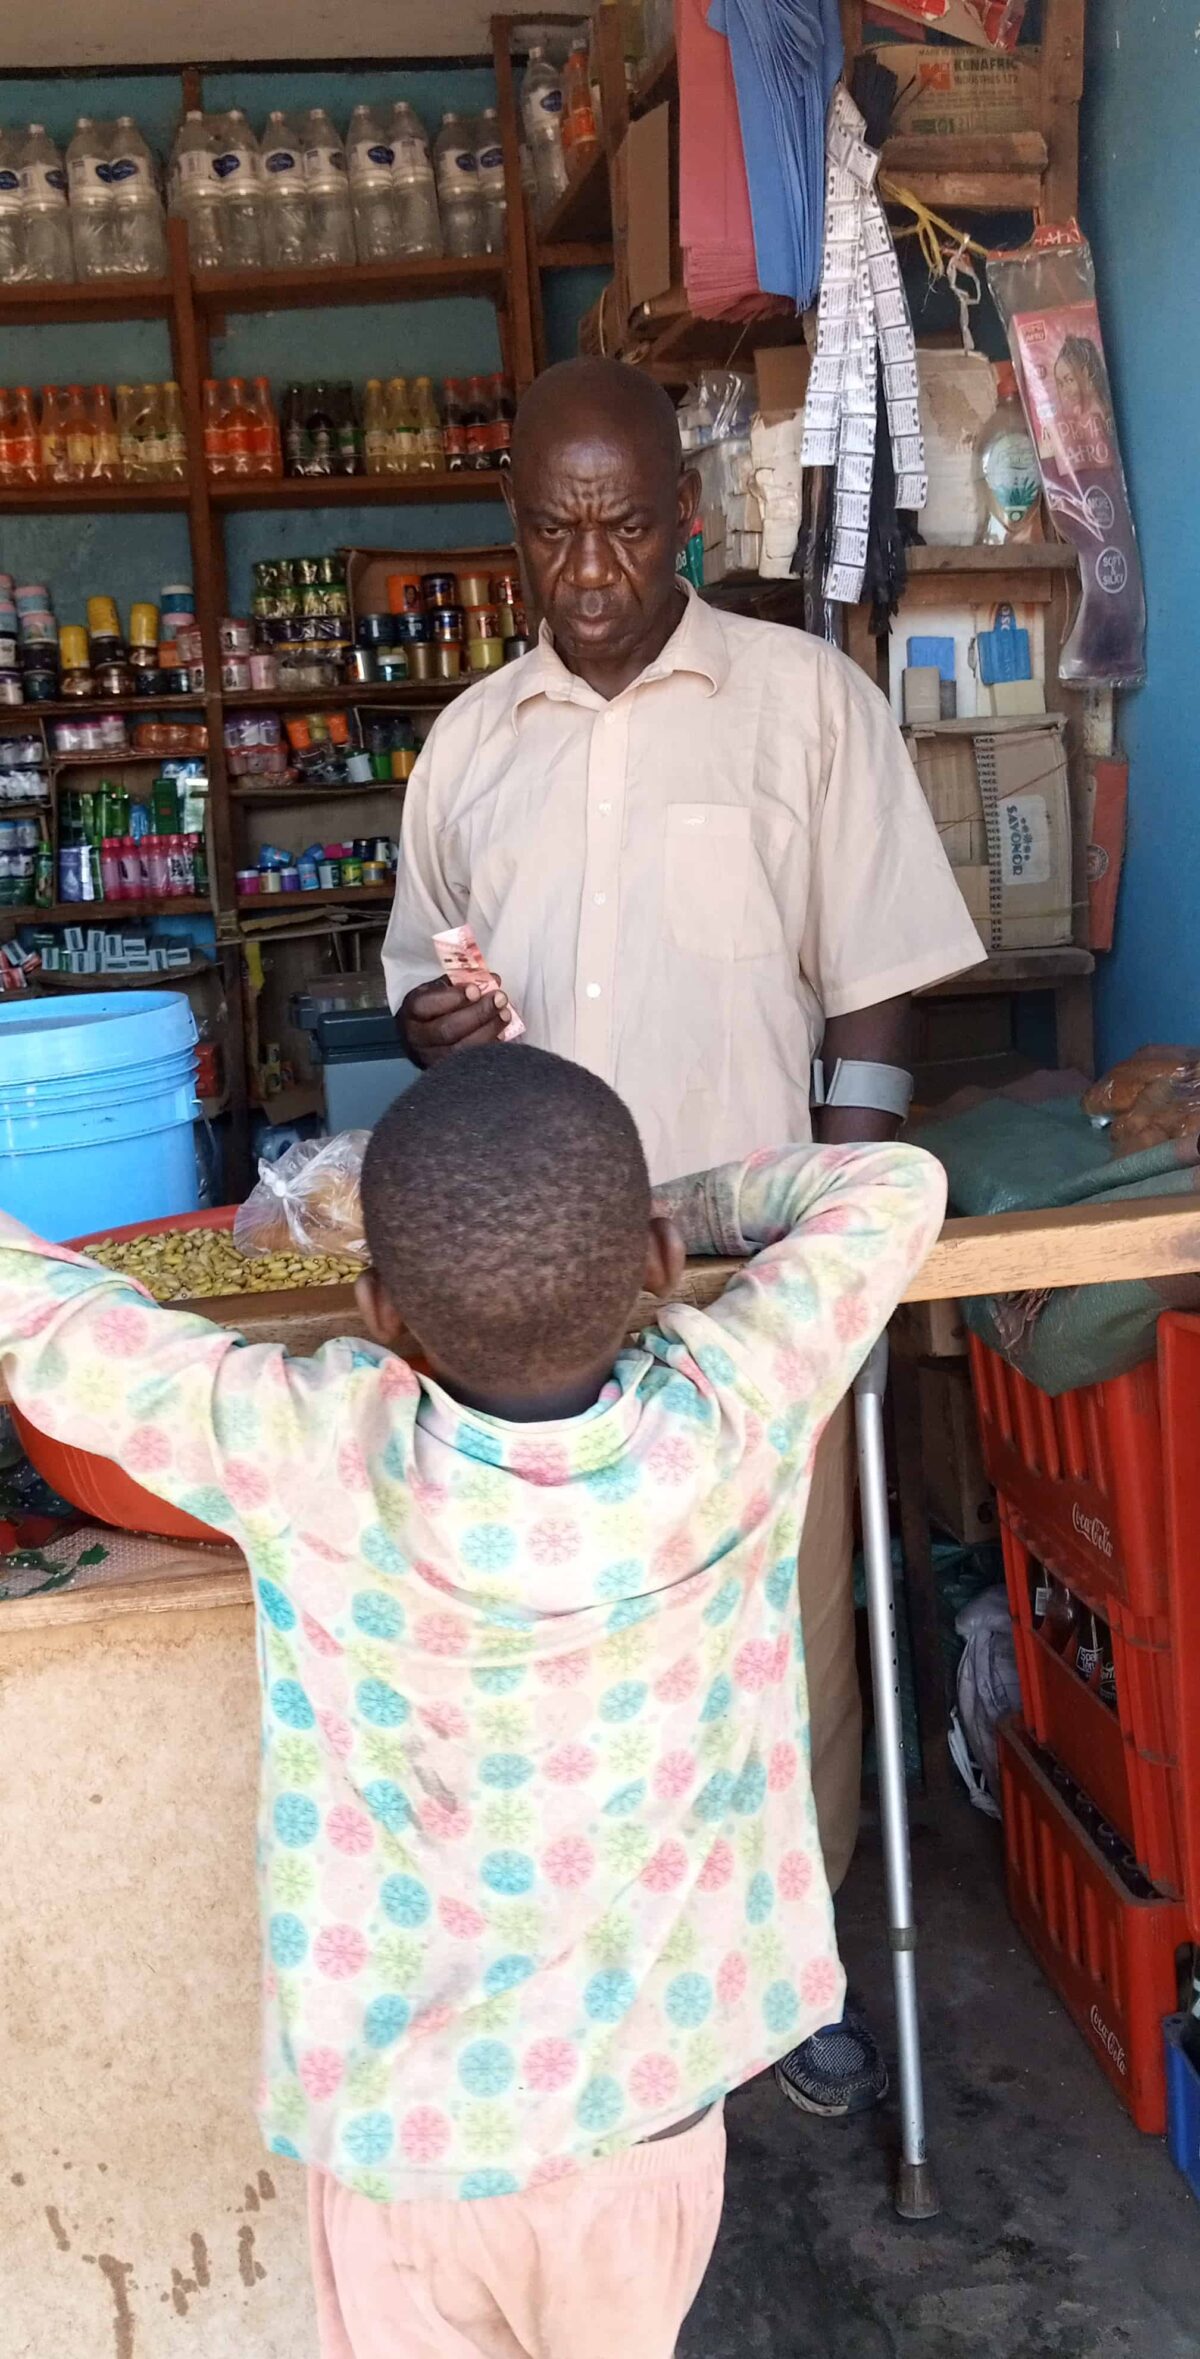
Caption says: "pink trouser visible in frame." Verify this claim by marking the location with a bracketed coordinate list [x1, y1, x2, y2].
[308, 2105, 726, 2359]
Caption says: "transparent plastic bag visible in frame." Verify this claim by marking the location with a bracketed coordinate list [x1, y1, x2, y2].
[1082, 1046, 1195, 1121]
[988, 228, 1146, 687]
[233, 1131, 370, 1260]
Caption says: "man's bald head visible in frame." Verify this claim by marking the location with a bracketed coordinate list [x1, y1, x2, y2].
[505, 360, 696, 696]
[510, 358, 683, 487]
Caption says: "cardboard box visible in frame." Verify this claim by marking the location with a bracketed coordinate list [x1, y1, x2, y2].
[873, 42, 1037, 133]
[919, 1360, 998, 1545]
[754, 343, 812, 417]
[906, 716, 1074, 951]
[1086, 756, 1128, 952]
[614, 102, 671, 323]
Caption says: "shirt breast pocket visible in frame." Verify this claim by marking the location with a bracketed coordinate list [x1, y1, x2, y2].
[664, 803, 781, 962]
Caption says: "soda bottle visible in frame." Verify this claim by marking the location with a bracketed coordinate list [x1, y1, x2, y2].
[168, 834, 194, 896]
[160, 380, 187, 479]
[210, 110, 264, 270]
[100, 837, 123, 900]
[389, 101, 441, 258]
[521, 46, 567, 216]
[487, 372, 514, 468]
[250, 376, 280, 475]
[463, 375, 492, 471]
[412, 376, 444, 472]
[260, 111, 309, 268]
[4, 388, 39, 485]
[280, 382, 306, 476]
[306, 383, 336, 476]
[474, 109, 507, 254]
[170, 112, 225, 271]
[443, 377, 468, 471]
[385, 378, 416, 474]
[61, 384, 93, 482]
[363, 378, 388, 476]
[1043, 1578, 1079, 1656]
[561, 37, 599, 166]
[223, 376, 257, 478]
[333, 382, 362, 477]
[347, 104, 401, 262]
[189, 831, 209, 896]
[1075, 1614, 1103, 1687]
[88, 384, 121, 482]
[140, 382, 167, 478]
[0, 393, 15, 489]
[433, 114, 483, 258]
[0, 131, 24, 285]
[301, 110, 354, 267]
[202, 377, 228, 479]
[19, 125, 73, 283]
[108, 116, 167, 277]
[67, 117, 111, 278]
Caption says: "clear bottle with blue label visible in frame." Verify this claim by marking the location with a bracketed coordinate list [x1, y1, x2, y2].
[521, 46, 567, 217]
[170, 112, 225, 272]
[261, 111, 310, 269]
[0, 130, 24, 284]
[108, 117, 167, 277]
[301, 109, 355, 268]
[389, 101, 442, 259]
[210, 110, 264, 271]
[18, 125, 73, 282]
[474, 108, 507, 255]
[433, 113, 484, 259]
[347, 104, 402, 263]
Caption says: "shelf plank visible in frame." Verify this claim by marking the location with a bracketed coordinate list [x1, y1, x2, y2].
[11, 896, 211, 923]
[34, 959, 214, 990]
[537, 242, 614, 270]
[920, 948, 1095, 999]
[0, 481, 191, 515]
[190, 255, 505, 316]
[0, 276, 173, 327]
[237, 884, 394, 910]
[223, 681, 470, 712]
[208, 471, 507, 511]
[634, 38, 677, 115]
[906, 543, 1077, 575]
[1, 695, 206, 721]
[230, 780, 404, 802]
[537, 149, 612, 246]
[881, 130, 1048, 212]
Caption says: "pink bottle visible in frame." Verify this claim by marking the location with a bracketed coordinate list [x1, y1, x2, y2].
[100, 836, 123, 901]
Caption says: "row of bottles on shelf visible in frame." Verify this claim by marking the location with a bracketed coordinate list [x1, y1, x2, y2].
[0, 382, 185, 486]
[59, 777, 209, 906]
[1031, 1570, 1118, 1708]
[171, 105, 508, 271]
[202, 373, 513, 480]
[522, 39, 599, 218]
[0, 119, 165, 284]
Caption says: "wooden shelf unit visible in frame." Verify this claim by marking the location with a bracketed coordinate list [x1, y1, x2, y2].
[0, 75, 542, 1182]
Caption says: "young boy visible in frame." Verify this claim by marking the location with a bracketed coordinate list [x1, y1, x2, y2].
[0, 1045, 944, 2359]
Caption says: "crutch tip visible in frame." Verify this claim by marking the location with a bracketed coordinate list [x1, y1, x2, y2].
[894, 2158, 941, 2221]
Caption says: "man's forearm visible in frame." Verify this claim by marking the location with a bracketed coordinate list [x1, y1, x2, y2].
[813, 994, 912, 1145]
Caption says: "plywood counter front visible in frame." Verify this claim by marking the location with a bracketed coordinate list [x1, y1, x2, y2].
[5, 1194, 1200, 2357]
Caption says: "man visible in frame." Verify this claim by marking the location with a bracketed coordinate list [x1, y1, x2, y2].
[382, 357, 983, 2115]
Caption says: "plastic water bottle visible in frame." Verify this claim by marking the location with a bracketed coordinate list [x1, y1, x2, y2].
[0, 131, 25, 284]
[171, 111, 225, 271]
[108, 116, 167, 277]
[260, 111, 309, 269]
[521, 46, 567, 217]
[347, 104, 401, 262]
[389, 102, 441, 258]
[433, 114, 483, 259]
[301, 109, 354, 267]
[474, 108, 507, 254]
[66, 117, 109, 278]
[211, 110, 264, 270]
[19, 126, 73, 282]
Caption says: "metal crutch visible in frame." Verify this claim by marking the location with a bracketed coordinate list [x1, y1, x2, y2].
[853, 1334, 941, 2221]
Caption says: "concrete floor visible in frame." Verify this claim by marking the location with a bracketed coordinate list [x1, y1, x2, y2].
[681, 1793, 1200, 2359]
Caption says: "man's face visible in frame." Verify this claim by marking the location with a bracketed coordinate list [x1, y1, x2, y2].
[510, 422, 698, 677]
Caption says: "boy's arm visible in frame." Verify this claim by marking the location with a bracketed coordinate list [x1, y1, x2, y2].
[0, 1213, 414, 1543]
[653, 1143, 945, 1433]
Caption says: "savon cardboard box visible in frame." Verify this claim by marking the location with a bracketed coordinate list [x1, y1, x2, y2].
[905, 715, 1074, 951]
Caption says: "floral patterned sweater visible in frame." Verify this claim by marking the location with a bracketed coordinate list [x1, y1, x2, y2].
[0, 1141, 944, 2199]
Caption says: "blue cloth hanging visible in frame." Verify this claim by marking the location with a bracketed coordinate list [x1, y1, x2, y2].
[707, 0, 843, 310]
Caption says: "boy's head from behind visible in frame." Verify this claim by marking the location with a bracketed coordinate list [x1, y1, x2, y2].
[358, 1045, 683, 1415]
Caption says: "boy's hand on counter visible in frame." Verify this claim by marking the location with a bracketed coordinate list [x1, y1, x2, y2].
[399, 976, 512, 1069]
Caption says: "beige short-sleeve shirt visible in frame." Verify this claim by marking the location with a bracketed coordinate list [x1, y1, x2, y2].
[383, 585, 984, 1181]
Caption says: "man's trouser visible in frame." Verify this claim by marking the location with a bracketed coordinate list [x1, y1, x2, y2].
[796, 1397, 860, 1897]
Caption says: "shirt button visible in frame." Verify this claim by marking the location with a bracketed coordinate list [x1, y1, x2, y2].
[585, 982, 602, 999]
[597, 799, 612, 815]
[594, 891, 606, 905]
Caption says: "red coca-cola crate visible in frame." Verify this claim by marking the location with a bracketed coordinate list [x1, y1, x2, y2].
[997, 1720, 1188, 2134]
[1000, 1513, 1183, 1895]
[968, 1336, 1166, 1617]
[1159, 1313, 1200, 1940]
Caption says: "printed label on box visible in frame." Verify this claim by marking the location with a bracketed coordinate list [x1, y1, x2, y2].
[999, 792, 1051, 887]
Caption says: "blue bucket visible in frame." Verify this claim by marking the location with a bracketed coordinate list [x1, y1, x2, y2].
[0, 991, 200, 1241]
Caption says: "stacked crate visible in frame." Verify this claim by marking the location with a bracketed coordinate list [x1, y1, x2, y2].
[969, 1322, 1200, 2134]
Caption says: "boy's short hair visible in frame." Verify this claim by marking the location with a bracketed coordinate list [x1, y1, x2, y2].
[361, 1045, 651, 1385]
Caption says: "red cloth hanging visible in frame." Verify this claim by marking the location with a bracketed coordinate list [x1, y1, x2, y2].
[678, 0, 768, 319]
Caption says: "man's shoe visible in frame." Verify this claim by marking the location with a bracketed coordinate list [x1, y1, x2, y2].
[773, 2002, 889, 2119]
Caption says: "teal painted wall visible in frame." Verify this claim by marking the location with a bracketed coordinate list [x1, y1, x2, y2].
[1080, 2, 1200, 1059]
[0, 65, 592, 617]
